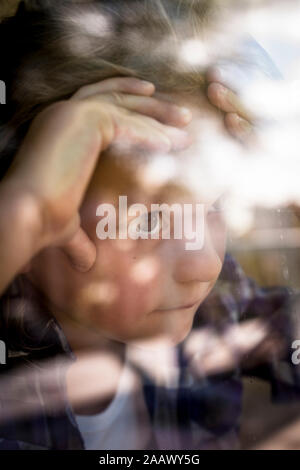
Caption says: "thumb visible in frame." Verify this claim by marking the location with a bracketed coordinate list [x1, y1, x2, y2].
[60, 226, 97, 273]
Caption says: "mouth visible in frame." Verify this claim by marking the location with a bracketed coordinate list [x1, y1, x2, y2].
[153, 282, 213, 313]
[155, 299, 201, 312]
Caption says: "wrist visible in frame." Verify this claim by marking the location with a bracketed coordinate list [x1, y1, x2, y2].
[0, 176, 46, 254]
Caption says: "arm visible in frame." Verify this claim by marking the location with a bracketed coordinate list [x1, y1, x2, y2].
[0, 179, 44, 294]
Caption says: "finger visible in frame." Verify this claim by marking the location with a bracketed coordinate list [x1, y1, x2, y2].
[135, 113, 192, 150]
[224, 112, 253, 142]
[71, 77, 155, 100]
[61, 227, 97, 273]
[86, 93, 192, 127]
[113, 121, 172, 153]
[207, 82, 253, 122]
[207, 82, 237, 113]
[116, 113, 192, 153]
[116, 94, 192, 127]
[158, 124, 192, 151]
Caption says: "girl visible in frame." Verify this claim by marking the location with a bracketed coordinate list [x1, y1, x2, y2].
[0, 0, 298, 450]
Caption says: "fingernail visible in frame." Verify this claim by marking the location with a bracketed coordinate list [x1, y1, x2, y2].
[140, 80, 155, 89]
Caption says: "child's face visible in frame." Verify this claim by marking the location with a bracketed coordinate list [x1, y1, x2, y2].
[27, 99, 227, 346]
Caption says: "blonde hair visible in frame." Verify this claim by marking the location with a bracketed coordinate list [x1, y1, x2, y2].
[0, 0, 218, 178]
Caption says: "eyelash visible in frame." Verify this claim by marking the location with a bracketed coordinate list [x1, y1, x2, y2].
[127, 198, 224, 240]
[131, 210, 164, 236]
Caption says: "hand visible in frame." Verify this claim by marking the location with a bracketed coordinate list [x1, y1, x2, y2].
[206, 67, 254, 142]
[4, 77, 192, 273]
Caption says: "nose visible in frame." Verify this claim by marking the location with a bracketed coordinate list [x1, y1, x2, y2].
[172, 221, 223, 284]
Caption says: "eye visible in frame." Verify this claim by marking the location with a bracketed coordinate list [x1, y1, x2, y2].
[138, 211, 162, 235]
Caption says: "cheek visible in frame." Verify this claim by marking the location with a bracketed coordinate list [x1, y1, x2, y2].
[88, 243, 163, 324]
[91, 276, 156, 334]
[29, 238, 164, 335]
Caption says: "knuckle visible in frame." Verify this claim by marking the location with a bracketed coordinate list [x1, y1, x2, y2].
[207, 82, 224, 103]
[112, 92, 126, 106]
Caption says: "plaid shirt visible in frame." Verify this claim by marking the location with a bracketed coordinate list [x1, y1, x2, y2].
[0, 253, 299, 450]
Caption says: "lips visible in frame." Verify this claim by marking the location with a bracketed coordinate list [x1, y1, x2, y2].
[154, 283, 213, 313]
[155, 299, 201, 312]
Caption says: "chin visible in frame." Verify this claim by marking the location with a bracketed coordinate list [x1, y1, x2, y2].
[116, 322, 193, 347]
[164, 315, 195, 346]
[171, 326, 193, 346]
